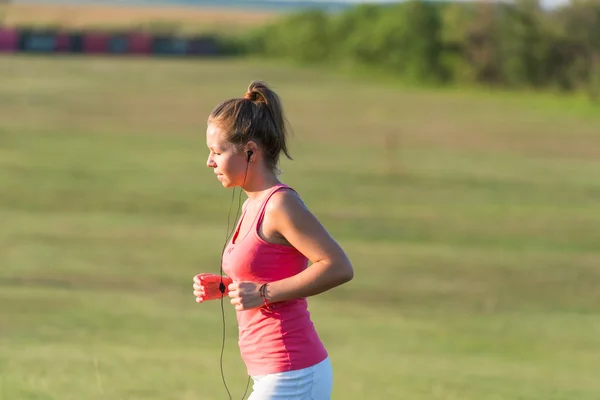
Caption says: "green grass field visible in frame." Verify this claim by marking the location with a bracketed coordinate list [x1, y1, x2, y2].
[1, 55, 600, 400]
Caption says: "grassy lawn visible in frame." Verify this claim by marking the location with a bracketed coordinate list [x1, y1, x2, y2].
[0, 55, 599, 400]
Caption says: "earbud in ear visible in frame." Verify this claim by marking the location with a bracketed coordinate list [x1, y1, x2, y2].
[247, 150, 253, 161]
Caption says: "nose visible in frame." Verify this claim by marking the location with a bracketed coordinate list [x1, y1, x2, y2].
[207, 154, 216, 169]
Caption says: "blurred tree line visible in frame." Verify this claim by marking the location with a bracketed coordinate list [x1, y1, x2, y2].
[239, 0, 600, 100]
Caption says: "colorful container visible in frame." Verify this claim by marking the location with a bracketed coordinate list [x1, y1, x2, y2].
[19, 30, 57, 52]
[109, 35, 128, 54]
[0, 27, 18, 53]
[152, 36, 189, 56]
[127, 32, 152, 55]
[82, 32, 110, 54]
[187, 36, 219, 56]
[69, 32, 85, 53]
[54, 31, 72, 53]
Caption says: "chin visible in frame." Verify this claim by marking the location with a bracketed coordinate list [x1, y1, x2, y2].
[216, 175, 240, 189]
[221, 180, 235, 188]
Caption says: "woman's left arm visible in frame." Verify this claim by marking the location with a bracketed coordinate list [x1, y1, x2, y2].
[263, 190, 354, 303]
[227, 190, 354, 311]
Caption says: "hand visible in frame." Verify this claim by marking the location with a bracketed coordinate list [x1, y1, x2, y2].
[193, 273, 233, 303]
[228, 281, 264, 311]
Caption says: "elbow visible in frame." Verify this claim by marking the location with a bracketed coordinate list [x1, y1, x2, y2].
[319, 255, 354, 288]
[345, 266, 354, 283]
[337, 260, 354, 285]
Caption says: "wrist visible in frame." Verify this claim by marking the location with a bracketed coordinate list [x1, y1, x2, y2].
[221, 276, 233, 296]
[259, 283, 274, 309]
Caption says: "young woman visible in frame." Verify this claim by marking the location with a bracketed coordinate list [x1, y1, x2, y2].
[192, 81, 354, 400]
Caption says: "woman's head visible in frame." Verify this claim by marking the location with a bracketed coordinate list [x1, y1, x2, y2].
[207, 81, 292, 177]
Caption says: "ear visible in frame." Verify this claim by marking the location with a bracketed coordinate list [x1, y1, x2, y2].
[245, 141, 258, 157]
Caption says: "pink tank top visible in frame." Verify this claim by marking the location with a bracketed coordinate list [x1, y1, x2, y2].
[221, 184, 328, 376]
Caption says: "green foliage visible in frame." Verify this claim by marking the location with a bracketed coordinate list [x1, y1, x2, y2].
[239, 0, 600, 99]
[249, 9, 333, 63]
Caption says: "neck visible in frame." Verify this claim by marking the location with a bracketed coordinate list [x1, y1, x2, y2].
[242, 167, 282, 201]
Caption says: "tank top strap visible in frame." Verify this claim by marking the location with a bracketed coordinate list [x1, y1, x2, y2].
[255, 184, 296, 230]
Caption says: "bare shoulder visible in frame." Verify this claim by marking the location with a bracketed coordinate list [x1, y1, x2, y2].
[265, 187, 308, 215]
[258, 188, 310, 246]
[263, 187, 348, 265]
[265, 187, 330, 240]
[262, 188, 314, 237]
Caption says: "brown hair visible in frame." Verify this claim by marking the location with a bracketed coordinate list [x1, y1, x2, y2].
[208, 81, 292, 173]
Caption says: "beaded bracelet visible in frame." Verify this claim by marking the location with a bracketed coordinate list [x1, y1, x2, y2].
[259, 283, 272, 310]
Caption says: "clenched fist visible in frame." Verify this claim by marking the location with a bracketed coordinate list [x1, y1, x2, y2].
[193, 273, 233, 303]
[227, 281, 266, 311]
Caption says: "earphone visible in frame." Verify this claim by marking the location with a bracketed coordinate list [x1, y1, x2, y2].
[217, 148, 253, 400]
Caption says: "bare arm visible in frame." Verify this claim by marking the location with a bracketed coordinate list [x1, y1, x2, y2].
[263, 190, 354, 303]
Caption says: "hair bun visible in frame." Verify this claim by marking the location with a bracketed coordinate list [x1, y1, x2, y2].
[244, 81, 269, 104]
[244, 90, 259, 101]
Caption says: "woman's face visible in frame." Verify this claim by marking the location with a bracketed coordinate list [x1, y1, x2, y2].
[206, 123, 249, 188]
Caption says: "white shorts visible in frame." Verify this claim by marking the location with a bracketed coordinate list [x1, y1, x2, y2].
[247, 357, 333, 400]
